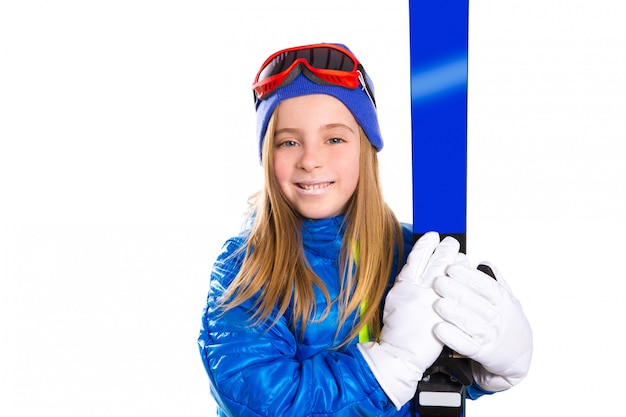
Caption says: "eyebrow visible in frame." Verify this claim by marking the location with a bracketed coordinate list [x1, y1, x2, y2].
[274, 127, 301, 137]
[274, 124, 356, 137]
[323, 123, 356, 133]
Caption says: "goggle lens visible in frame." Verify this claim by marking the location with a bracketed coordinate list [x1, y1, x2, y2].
[253, 44, 375, 107]
[256, 46, 357, 83]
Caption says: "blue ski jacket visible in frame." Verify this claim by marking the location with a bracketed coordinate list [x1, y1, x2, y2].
[198, 216, 490, 416]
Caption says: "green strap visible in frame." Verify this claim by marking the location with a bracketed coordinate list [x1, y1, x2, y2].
[352, 242, 370, 343]
[358, 299, 370, 343]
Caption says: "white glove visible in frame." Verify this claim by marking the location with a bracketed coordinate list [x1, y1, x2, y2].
[358, 232, 461, 409]
[432, 261, 533, 392]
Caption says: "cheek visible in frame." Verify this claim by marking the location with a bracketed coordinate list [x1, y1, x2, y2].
[340, 154, 361, 194]
[346, 166, 360, 195]
[272, 156, 291, 189]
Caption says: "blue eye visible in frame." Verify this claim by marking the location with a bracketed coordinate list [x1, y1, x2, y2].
[279, 140, 298, 147]
[327, 137, 345, 144]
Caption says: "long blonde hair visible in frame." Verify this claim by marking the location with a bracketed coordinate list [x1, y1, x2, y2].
[221, 110, 403, 346]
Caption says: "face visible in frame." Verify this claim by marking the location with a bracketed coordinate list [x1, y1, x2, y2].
[272, 94, 361, 220]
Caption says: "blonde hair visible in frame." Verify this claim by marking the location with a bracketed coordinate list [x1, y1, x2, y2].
[221, 110, 403, 346]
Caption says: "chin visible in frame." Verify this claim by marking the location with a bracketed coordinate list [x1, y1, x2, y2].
[298, 210, 341, 220]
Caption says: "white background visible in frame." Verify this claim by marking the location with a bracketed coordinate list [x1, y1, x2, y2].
[2, 1, 625, 416]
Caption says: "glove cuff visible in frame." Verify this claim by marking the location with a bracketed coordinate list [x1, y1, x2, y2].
[470, 359, 529, 392]
[357, 342, 421, 410]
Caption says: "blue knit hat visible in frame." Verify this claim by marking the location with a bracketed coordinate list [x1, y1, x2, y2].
[254, 44, 383, 159]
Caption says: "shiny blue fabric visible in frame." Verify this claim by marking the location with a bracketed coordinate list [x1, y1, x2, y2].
[198, 216, 488, 416]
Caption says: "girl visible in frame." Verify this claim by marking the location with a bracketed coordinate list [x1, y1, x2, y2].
[198, 43, 532, 416]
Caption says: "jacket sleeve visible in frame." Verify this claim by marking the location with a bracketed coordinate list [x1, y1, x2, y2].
[198, 237, 403, 416]
[466, 381, 495, 400]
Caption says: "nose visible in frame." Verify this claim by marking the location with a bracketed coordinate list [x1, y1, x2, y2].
[297, 144, 323, 171]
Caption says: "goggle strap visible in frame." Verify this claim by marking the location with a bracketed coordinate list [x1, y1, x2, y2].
[357, 66, 377, 108]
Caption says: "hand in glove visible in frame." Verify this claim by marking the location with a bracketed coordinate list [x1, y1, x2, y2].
[358, 232, 461, 409]
[433, 260, 533, 392]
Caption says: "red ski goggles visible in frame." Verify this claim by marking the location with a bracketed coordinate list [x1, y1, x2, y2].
[252, 43, 376, 107]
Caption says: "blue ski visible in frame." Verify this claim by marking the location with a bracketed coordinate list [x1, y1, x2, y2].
[410, 0, 469, 253]
[409, 1, 470, 416]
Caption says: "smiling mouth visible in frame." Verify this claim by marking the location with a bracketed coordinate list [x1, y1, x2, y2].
[296, 181, 333, 192]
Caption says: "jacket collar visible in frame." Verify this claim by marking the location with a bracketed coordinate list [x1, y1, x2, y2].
[301, 215, 346, 243]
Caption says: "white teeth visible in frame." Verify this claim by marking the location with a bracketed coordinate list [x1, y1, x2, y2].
[299, 182, 330, 190]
